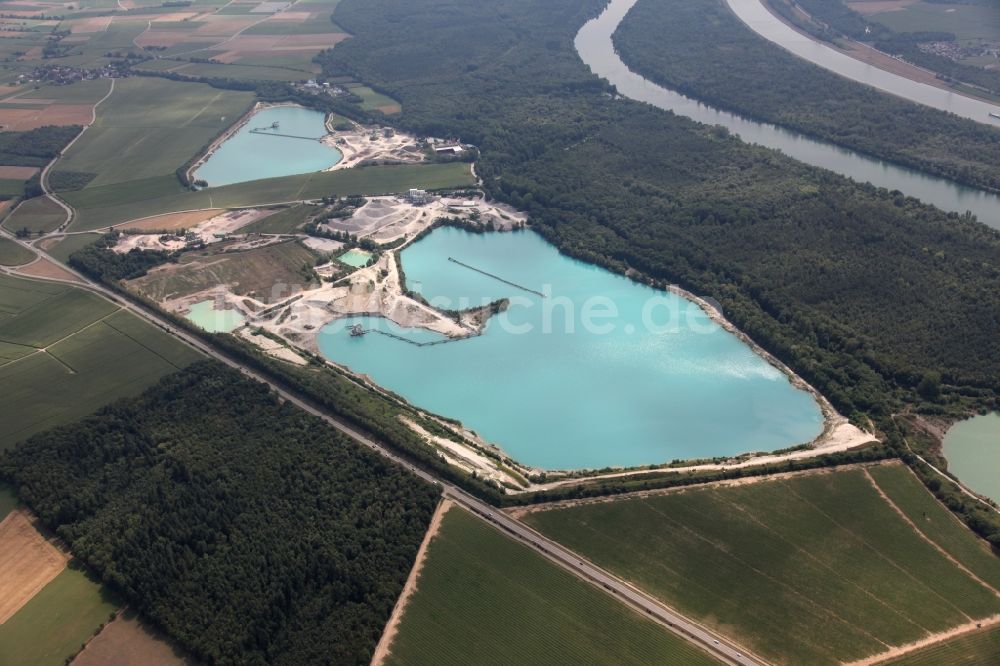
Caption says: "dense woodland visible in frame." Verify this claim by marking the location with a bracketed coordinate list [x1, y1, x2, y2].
[770, 0, 1000, 97]
[0, 362, 439, 665]
[318, 0, 1000, 422]
[614, 0, 1000, 193]
[0, 124, 80, 167]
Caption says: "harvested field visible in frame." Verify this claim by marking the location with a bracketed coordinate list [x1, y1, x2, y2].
[0, 165, 38, 179]
[0, 509, 68, 624]
[16, 257, 81, 282]
[72, 610, 194, 666]
[120, 208, 224, 232]
[846, 1, 918, 16]
[67, 16, 114, 32]
[0, 103, 92, 130]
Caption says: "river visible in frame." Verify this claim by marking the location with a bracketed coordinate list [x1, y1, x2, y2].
[575, 0, 1000, 229]
[727, 0, 1000, 126]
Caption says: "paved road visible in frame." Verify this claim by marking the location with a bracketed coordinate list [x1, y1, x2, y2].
[0, 230, 763, 666]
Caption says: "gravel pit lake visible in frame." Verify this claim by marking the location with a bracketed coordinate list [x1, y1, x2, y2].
[318, 228, 824, 470]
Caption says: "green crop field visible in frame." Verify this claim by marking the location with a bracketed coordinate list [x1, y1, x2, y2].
[65, 161, 474, 230]
[883, 625, 1000, 665]
[868, 2, 1000, 42]
[523, 465, 1000, 665]
[18, 78, 113, 104]
[384, 506, 719, 666]
[0, 275, 201, 449]
[2, 197, 66, 235]
[867, 464, 1000, 592]
[42, 233, 100, 264]
[240, 204, 316, 233]
[346, 83, 401, 113]
[129, 239, 318, 303]
[0, 237, 34, 266]
[0, 566, 119, 666]
[52, 78, 254, 190]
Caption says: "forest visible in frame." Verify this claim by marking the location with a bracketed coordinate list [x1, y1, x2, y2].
[613, 0, 1000, 193]
[0, 125, 80, 167]
[317, 0, 1000, 424]
[769, 0, 1000, 97]
[0, 362, 440, 665]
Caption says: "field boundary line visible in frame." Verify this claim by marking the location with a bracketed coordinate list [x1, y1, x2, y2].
[370, 499, 452, 666]
[850, 614, 1000, 666]
[506, 460, 892, 518]
[863, 468, 1000, 598]
[782, 481, 976, 622]
[102, 315, 186, 370]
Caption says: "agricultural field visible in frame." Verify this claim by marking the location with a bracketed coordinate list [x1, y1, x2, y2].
[883, 625, 1000, 665]
[859, 1, 1000, 42]
[73, 610, 193, 666]
[65, 161, 475, 230]
[0, 79, 108, 131]
[0, 274, 202, 449]
[37, 232, 100, 263]
[0, 236, 35, 265]
[867, 464, 1000, 592]
[346, 82, 401, 114]
[52, 77, 254, 191]
[2, 196, 66, 235]
[0, 566, 119, 666]
[129, 238, 319, 303]
[522, 464, 1000, 665]
[382, 505, 719, 666]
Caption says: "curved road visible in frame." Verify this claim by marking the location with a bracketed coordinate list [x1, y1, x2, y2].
[0, 230, 763, 666]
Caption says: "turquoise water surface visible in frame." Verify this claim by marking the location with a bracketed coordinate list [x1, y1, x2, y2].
[317, 228, 823, 470]
[186, 300, 245, 333]
[338, 248, 372, 267]
[194, 106, 342, 187]
[943, 413, 1000, 502]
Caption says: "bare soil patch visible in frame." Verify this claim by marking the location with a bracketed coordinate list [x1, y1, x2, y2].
[68, 16, 113, 33]
[0, 165, 37, 179]
[16, 256, 82, 282]
[0, 508, 69, 624]
[121, 209, 224, 232]
[0, 103, 92, 130]
[72, 609, 195, 666]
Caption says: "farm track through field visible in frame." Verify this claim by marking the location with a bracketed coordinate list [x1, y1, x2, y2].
[864, 469, 1000, 599]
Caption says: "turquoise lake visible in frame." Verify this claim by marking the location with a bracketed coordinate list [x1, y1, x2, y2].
[317, 228, 824, 470]
[186, 300, 245, 333]
[194, 106, 342, 187]
[943, 413, 1000, 502]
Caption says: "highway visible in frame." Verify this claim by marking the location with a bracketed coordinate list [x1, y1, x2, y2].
[0, 229, 764, 666]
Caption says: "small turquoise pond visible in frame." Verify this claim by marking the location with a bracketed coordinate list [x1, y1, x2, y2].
[186, 300, 245, 333]
[317, 228, 824, 470]
[339, 248, 372, 267]
[194, 106, 342, 187]
[943, 413, 1000, 502]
